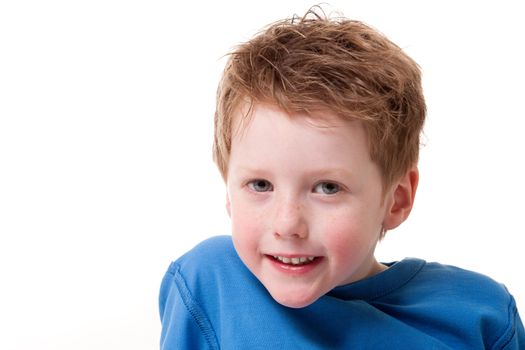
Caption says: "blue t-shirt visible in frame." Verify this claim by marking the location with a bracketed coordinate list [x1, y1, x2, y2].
[159, 236, 524, 349]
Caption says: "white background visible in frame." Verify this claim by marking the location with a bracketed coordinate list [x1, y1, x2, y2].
[1, 1, 524, 349]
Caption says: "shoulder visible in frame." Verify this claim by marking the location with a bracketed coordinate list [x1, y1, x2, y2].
[416, 261, 511, 305]
[159, 236, 239, 350]
[406, 260, 520, 348]
[162, 235, 258, 302]
[159, 236, 276, 349]
[164, 235, 250, 285]
[168, 235, 237, 271]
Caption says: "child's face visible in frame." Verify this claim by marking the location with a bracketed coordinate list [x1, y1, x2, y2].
[226, 103, 393, 308]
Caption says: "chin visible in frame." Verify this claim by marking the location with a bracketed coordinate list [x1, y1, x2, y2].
[269, 289, 320, 309]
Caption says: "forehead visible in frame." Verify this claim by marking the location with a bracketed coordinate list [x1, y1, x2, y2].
[231, 102, 356, 139]
[229, 103, 372, 168]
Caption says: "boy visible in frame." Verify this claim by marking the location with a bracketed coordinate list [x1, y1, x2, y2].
[159, 9, 524, 349]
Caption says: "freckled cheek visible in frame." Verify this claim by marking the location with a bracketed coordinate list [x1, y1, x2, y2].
[230, 205, 267, 253]
[319, 216, 371, 261]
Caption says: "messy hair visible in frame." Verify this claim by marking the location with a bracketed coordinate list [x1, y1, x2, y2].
[213, 9, 426, 192]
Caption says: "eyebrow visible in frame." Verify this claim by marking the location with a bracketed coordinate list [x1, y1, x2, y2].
[235, 166, 272, 176]
[305, 168, 354, 179]
[235, 167, 353, 179]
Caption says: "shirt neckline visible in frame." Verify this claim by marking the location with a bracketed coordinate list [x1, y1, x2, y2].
[327, 258, 426, 301]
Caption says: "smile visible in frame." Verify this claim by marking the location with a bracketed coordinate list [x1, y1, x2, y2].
[272, 256, 316, 265]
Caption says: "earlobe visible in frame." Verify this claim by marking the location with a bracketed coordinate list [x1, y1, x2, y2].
[383, 167, 419, 231]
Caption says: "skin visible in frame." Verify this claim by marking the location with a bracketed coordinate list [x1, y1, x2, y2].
[226, 103, 418, 308]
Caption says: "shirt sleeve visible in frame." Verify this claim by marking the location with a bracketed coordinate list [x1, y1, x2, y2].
[491, 294, 525, 350]
[159, 263, 219, 350]
[502, 304, 525, 349]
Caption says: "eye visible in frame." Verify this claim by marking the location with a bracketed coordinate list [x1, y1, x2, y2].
[313, 182, 340, 195]
[247, 179, 273, 192]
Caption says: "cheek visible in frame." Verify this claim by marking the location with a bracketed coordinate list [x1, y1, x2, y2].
[231, 198, 263, 231]
[230, 201, 266, 250]
[319, 208, 380, 258]
[323, 220, 365, 255]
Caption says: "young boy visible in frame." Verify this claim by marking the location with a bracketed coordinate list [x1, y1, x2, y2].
[159, 10, 524, 349]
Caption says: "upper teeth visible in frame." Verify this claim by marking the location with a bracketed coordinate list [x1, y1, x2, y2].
[274, 256, 315, 265]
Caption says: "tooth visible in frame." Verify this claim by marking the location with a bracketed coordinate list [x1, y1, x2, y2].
[273, 256, 317, 264]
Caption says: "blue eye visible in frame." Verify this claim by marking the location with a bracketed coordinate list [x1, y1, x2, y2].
[314, 182, 340, 195]
[248, 179, 273, 192]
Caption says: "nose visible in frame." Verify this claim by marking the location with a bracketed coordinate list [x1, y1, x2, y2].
[272, 195, 308, 240]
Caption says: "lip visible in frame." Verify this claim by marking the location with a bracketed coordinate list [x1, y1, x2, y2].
[265, 254, 323, 275]
[268, 253, 318, 258]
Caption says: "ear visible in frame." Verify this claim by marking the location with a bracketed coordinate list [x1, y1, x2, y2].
[383, 167, 419, 231]
[225, 191, 231, 217]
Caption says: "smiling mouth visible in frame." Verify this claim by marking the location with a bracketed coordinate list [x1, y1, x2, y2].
[269, 255, 319, 266]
